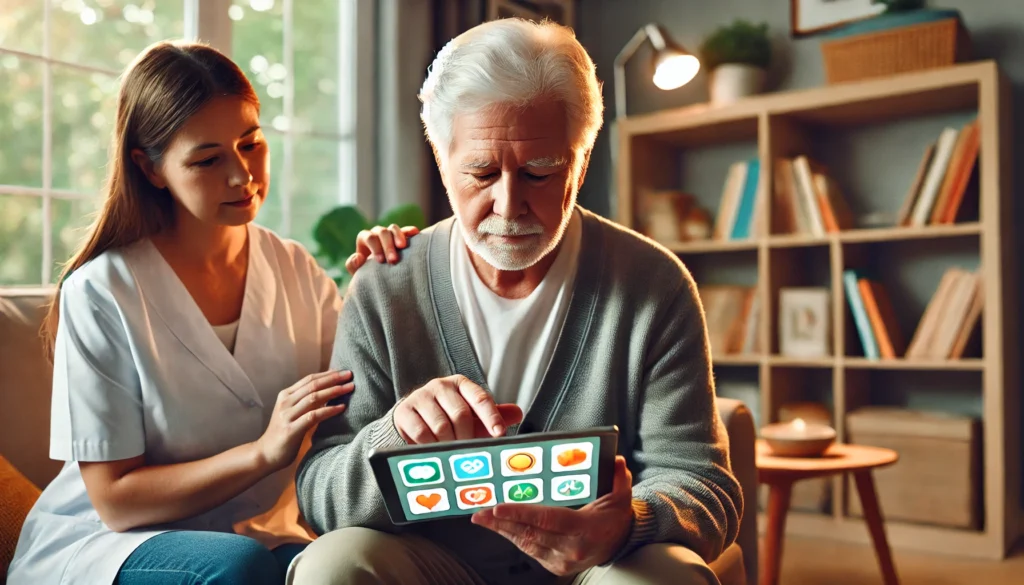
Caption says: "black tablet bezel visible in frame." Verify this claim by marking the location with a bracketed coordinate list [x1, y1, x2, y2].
[368, 426, 619, 525]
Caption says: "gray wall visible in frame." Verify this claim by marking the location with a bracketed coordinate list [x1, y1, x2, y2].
[573, 0, 1023, 506]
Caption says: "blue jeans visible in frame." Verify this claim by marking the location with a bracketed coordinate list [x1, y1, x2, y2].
[114, 531, 307, 585]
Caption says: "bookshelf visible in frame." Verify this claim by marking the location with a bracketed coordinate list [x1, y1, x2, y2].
[615, 60, 1019, 559]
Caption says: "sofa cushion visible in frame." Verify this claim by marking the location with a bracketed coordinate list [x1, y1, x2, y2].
[0, 454, 41, 579]
[0, 292, 61, 489]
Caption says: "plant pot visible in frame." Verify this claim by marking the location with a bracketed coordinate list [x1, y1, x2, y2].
[709, 63, 766, 105]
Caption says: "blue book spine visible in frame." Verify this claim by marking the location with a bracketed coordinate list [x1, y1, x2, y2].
[843, 270, 879, 360]
[730, 158, 760, 240]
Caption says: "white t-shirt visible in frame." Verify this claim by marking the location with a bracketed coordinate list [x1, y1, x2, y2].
[212, 320, 240, 353]
[449, 210, 582, 413]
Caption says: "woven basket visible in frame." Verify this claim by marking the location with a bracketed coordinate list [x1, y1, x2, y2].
[821, 14, 971, 84]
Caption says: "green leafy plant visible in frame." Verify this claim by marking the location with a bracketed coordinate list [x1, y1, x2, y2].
[312, 202, 427, 288]
[698, 20, 772, 72]
[872, 0, 926, 12]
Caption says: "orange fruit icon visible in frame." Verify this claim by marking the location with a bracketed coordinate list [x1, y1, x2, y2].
[459, 486, 493, 506]
[557, 448, 587, 467]
[507, 452, 536, 472]
[415, 493, 441, 509]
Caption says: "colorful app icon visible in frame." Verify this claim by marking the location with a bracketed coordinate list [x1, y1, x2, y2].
[455, 483, 496, 510]
[550, 442, 593, 472]
[449, 452, 493, 482]
[500, 446, 543, 476]
[550, 474, 591, 502]
[503, 478, 543, 503]
[398, 457, 444, 487]
[407, 488, 450, 514]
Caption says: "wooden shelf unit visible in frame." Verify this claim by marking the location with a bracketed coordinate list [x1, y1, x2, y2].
[616, 61, 1019, 559]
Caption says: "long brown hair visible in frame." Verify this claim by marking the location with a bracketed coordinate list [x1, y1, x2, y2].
[42, 40, 260, 360]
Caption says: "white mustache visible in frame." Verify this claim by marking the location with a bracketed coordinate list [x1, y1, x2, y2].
[476, 216, 544, 237]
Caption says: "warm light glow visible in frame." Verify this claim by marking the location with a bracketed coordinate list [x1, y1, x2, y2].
[653, 53, 700, 90]
[792, 418, 806, 432]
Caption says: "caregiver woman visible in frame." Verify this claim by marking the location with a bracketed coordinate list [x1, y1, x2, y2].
[6, 40, 414, 585]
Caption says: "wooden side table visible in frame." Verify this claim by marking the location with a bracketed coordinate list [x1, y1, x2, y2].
[756, 440, 900, 585]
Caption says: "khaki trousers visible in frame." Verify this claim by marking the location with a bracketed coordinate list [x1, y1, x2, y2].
[289, 527, 720, 585]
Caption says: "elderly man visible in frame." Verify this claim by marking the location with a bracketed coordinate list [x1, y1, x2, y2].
[294, 17, 742, 585]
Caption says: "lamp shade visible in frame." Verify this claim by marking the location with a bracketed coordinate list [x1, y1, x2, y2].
[613, 23, 702, 120]
[653, 51, 701, 90]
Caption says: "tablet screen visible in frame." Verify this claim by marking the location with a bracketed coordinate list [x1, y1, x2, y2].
[385, 435, 602, 520]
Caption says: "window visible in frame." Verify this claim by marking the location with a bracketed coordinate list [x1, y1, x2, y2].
[0, 0, 358, 286]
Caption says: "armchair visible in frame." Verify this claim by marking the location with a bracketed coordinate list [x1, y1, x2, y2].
[711, 397, 759, 585]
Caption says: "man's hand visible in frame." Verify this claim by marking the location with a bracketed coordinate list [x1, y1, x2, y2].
[394, 375, 524, 444]
[345, 224, 420, 274]
[471, 456, 635, 576]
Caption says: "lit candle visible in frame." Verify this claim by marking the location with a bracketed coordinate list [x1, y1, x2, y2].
[761, 417, 836, 457]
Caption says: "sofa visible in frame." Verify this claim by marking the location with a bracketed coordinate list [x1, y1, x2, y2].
[0, 289, 759, 585]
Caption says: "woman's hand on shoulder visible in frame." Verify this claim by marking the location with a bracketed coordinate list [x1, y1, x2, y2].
[345, 224, 419, 275]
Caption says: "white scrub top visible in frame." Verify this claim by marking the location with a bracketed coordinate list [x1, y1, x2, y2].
[7, 223, 342, 585]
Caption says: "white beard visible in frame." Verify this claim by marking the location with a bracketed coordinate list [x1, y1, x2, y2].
[458, 205, 575, 272]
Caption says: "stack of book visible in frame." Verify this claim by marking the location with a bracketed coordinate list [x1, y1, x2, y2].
[700, 285, 760, 357]
[773, 155, 853, 236]
[896, 119, 980, 227]
[905, 268, 984, 359]
[843, 270, 905, 360]
[712, 158, 764, 241]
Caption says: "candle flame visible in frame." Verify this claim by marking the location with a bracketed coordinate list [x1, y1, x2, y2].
[792, 418, 806, 431]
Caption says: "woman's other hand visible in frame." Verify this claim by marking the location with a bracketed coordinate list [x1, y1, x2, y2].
[345, 224, 420, 274]
[256, 370, 354, 471]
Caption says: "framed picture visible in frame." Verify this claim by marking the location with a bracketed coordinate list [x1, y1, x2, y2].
[779, 288, 831, 357]
[487, 0, 575, 27]
[791, 0, 886, 37]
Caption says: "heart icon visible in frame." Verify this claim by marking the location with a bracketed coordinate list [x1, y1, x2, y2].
[459, 487, 492, 506]
[460, 459, 484, 474]
[416, 493, 441, 510]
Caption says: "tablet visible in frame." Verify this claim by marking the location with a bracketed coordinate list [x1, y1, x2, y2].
[368, 426, 618, 525]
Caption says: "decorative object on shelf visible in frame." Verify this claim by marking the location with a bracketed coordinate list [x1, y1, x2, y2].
[791, 0, 886, 38]
[820, 7, 971, 84]
[637, 190, 713, 243]
[699, 19, 772, 105]
[487, 0, 574, 26]
[761, 417, 837, 457]
[681, 206, 713, 241]
[779, 287, 831, 358]
[311, 203, 427, 290]
[613, 23, 700, 119]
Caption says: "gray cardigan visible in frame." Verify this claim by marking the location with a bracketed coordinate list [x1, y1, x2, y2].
[296, 208, 742, 584]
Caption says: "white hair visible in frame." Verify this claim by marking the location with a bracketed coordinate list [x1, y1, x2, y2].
[419, 18, 604, 163]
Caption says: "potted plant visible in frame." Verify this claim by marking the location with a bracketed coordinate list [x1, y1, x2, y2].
[312, 202, 427, 291]
[698, 19, 772, 105]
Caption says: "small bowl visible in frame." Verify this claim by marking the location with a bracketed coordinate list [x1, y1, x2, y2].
[761, 421, 836, 457]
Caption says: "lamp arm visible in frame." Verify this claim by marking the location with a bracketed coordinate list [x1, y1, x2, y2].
[613, 24, 658, 120]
